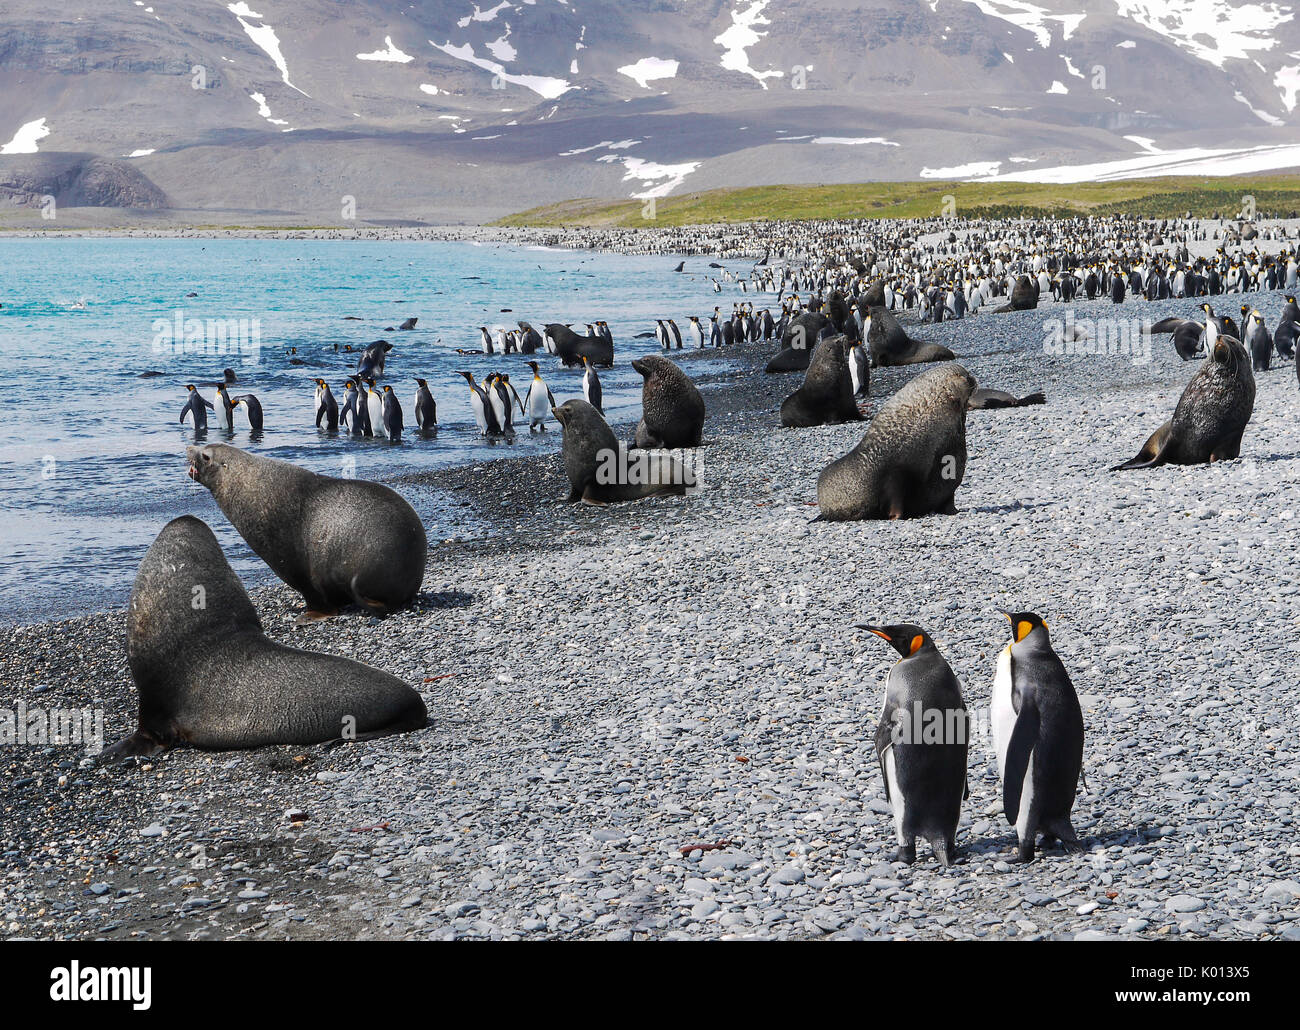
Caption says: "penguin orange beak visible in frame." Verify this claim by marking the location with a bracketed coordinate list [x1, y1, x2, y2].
[854, 624, 890, 641]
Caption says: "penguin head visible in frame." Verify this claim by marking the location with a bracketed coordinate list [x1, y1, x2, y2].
[856, 624, 934, 659]
[383, 385, 393, 394]
[415, 377, 428, 388]
[455, 370, 475, 386]
[185, 384, 197, 393]
[1000, 611, 1048, 645]
[526, 360, 540, 376]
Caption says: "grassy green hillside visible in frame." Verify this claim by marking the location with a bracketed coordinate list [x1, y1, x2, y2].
[495, 175, 1300, 228]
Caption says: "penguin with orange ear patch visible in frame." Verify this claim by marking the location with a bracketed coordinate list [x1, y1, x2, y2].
[991, 612, 1085, 863]
[857, 623, 969, 866]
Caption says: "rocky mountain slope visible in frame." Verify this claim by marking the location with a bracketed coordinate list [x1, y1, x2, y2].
[2, 1, 1299, 223]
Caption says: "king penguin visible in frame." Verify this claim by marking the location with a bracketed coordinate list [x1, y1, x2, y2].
[456, 370, 500, 436]
[213, 384, 235, 432]
[858, 623, 969, 866]
[364, 378, 385, 438]
[314, 379, 339, 431]
[232, 393, 263, 432]
[582, 355, 603, 414]
[522, 360, 556, 431]
[848, 340, 870, 399]
[380, 385, 403, 441]
[180, 384, 214, 431]
[413, 377, 437, 432]
[991, 612, 1085, 863]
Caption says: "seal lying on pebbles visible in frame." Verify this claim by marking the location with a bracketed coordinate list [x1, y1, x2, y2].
[102, 516, 427, 759]
[866, 308, 956, 366]
[1110, 337, 1256, 471]
[554, 398, 690, 504]
[780, 335, 865, 428]
[968, 387, 1046, 410]
[816, 364, 976, 521]
[631, 355, 705, 449]
[187, 443, 427, 620]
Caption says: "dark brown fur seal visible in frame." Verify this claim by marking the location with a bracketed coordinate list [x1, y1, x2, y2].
[102, 516, 426, 759]
[816, 364, 976, 521]
[1110, 337, 1255, 471]
[994, 275, 1039, 312]
[780, 334, 865, 428]
[554, 398, 691, 504]
[187, 443, 427, 620]
[968, 388, 1046, 410]
[630, 355, 705, 449]
[866, 308, 956, 366]
[764, 312, 829, 373]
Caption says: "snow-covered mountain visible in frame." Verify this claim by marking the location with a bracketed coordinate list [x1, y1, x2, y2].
[2, 0, 1299, 222]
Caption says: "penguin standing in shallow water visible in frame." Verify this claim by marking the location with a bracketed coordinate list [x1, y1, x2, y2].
[180, 384, 214, 431]
[233, 393, 263, 432]
[522, 360, 556, 431]
[365, 379, 384, 438]
[413, 377, 437, 432]
[314, 379, 338, 431]
[582, 355, 603, 414]
[992, 612, 1085, 863]
[858, 623, 969, 866]
[213, 384, 236, 432]
[456, 370, 500, 436]
[381, 385, 403, 441]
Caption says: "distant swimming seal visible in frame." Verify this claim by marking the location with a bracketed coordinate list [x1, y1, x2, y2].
[187, 443, 427, 619]
[1110, 337, 1255, 470]
[780, 335, 865, 428]
[816, 364, 976, 520]
[967, 388, 1046, 410]
[630, 355, 706, 449]
[866, 307, 956, 366]
[554, 398, 690, 504]
[101, 515, 426, 759]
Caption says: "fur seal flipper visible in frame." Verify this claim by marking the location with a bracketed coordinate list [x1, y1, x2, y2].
[817, 364, 975, 521]
[968, 388, 1046, 410]
[187, 443, 427, 615]
[104, 516, 427, 758]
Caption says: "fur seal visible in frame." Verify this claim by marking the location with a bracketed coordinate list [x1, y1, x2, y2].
[553, 398, 690, 504]
[994, 275, 1039, 312]
[780, 334, 865, 428]
[867, 308, 955, 366]
[102, 516, 425, 758]
[764, 312, 828, 372]
[544, 323, 614, 367]
[968, 388, 1046, 410]
[1110, 337, 1255, 471]
[816, 364, 976, 521]
[186, 443, 427, 619]
[630, 355, 706, 449]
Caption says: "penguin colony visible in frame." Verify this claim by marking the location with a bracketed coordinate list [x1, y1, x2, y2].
[156, 211, 1300, 869]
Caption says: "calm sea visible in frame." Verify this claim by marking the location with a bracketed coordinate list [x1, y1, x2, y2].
[0, 238, 743, 623]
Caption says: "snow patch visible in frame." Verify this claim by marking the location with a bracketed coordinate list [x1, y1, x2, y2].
[228, 3, 309, 97]
[358, 36, 414, 63]
[1047, 80, 1068, 94]
[1234, 91, 1284, 126]
[715, 1, 784, 88]
[419, 83, 441, 95]
[921, 161, 1002, 178]
[126, 148, 155, 158]
[618, 57, 679, 89]
[248, 91, 289, 127]
[1112, 1, 1287, 69]
[1, 117, 49, 155]
[431, 40, 571, 99]
[1278, 62, 1300, 112]
[596, 155, 700, 200]
[810, 136, 899, 146]
[457, 2, 510, 28]
[974, 142, 1300, 183]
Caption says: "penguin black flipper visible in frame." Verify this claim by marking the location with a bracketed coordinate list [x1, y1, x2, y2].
[874, 713, 895, 804]
[1002, 692, 1040, 825]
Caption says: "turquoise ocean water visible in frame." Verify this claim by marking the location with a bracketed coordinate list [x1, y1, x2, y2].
[0, 238, 741, 623]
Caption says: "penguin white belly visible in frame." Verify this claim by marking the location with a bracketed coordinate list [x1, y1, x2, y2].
[884, 747, 906, 844]
[991, 645, 1016, 777]
[1015, 753, 1036, 842]
[469, 392, 487, 433]
[367, 396, 384, 437]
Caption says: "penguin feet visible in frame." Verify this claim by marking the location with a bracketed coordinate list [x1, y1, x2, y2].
[1011, 841, 1036, 864]
[894, 844, 916, 865]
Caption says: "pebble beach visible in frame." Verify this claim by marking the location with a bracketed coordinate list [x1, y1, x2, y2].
[4, 279, 1300, 941]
